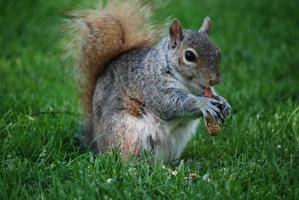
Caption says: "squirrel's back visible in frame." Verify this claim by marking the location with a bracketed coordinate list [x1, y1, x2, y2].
[65, 0, 161, 118]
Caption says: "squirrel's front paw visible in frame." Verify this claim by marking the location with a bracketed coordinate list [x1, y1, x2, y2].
[198, 97, 222, 119]
[218, 96, 231, 120]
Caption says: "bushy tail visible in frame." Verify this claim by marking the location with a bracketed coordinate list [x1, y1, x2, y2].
[65, 0, 161, 118]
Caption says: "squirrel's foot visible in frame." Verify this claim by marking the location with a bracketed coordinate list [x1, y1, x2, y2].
[217, 96, 231, 121]
[197, 97, 222, 119]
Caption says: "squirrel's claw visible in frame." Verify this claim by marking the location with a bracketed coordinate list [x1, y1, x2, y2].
[208, 102, 220, 118]
[218, 96, 231, 119]
[198, 97, 222, 119]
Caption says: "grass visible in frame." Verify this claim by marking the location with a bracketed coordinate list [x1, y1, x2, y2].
[1, 0, 299, 199]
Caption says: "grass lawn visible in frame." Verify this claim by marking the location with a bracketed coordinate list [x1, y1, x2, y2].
[1, 0, 299, 199]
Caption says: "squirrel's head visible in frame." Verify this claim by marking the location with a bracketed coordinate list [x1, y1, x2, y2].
[166, 17, 221, 91]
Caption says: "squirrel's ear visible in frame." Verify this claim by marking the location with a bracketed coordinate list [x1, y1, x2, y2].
[199, 16, 211, 34]
[169, 19, 184, 48]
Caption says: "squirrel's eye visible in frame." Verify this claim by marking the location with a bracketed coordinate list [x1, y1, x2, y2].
[185, 50, 197, 62]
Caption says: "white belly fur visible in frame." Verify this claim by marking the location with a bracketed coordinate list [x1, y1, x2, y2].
[129, 112, 199, 163]
[157, 118, 199, 163]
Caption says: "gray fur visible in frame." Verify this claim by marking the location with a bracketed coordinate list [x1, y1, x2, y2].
[86, 27, 231, 163]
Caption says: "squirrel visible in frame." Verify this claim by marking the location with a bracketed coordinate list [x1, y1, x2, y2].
[66, 0, 231, 163]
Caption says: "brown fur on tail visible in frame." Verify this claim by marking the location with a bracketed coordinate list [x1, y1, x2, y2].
[66, 0, 161, 118]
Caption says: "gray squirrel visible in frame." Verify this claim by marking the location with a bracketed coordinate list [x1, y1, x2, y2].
[66, 0, 231, 163]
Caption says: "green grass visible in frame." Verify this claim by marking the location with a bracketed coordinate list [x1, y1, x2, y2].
[1, 0, 299, 199]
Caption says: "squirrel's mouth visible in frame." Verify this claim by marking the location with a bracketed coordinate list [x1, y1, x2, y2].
[199, 83, 206, 90]
[196, 80, 211, 90]
[186, 79, 207, 96]
[209, 78, 221, 86]
[200, 78, 220, 88]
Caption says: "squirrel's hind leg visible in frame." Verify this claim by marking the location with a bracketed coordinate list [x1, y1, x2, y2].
[91, 112, 160, 159]
[116, 113, 160, 159]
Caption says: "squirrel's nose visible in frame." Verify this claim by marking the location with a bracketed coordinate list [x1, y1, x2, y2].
[209, 72, 221, 86]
